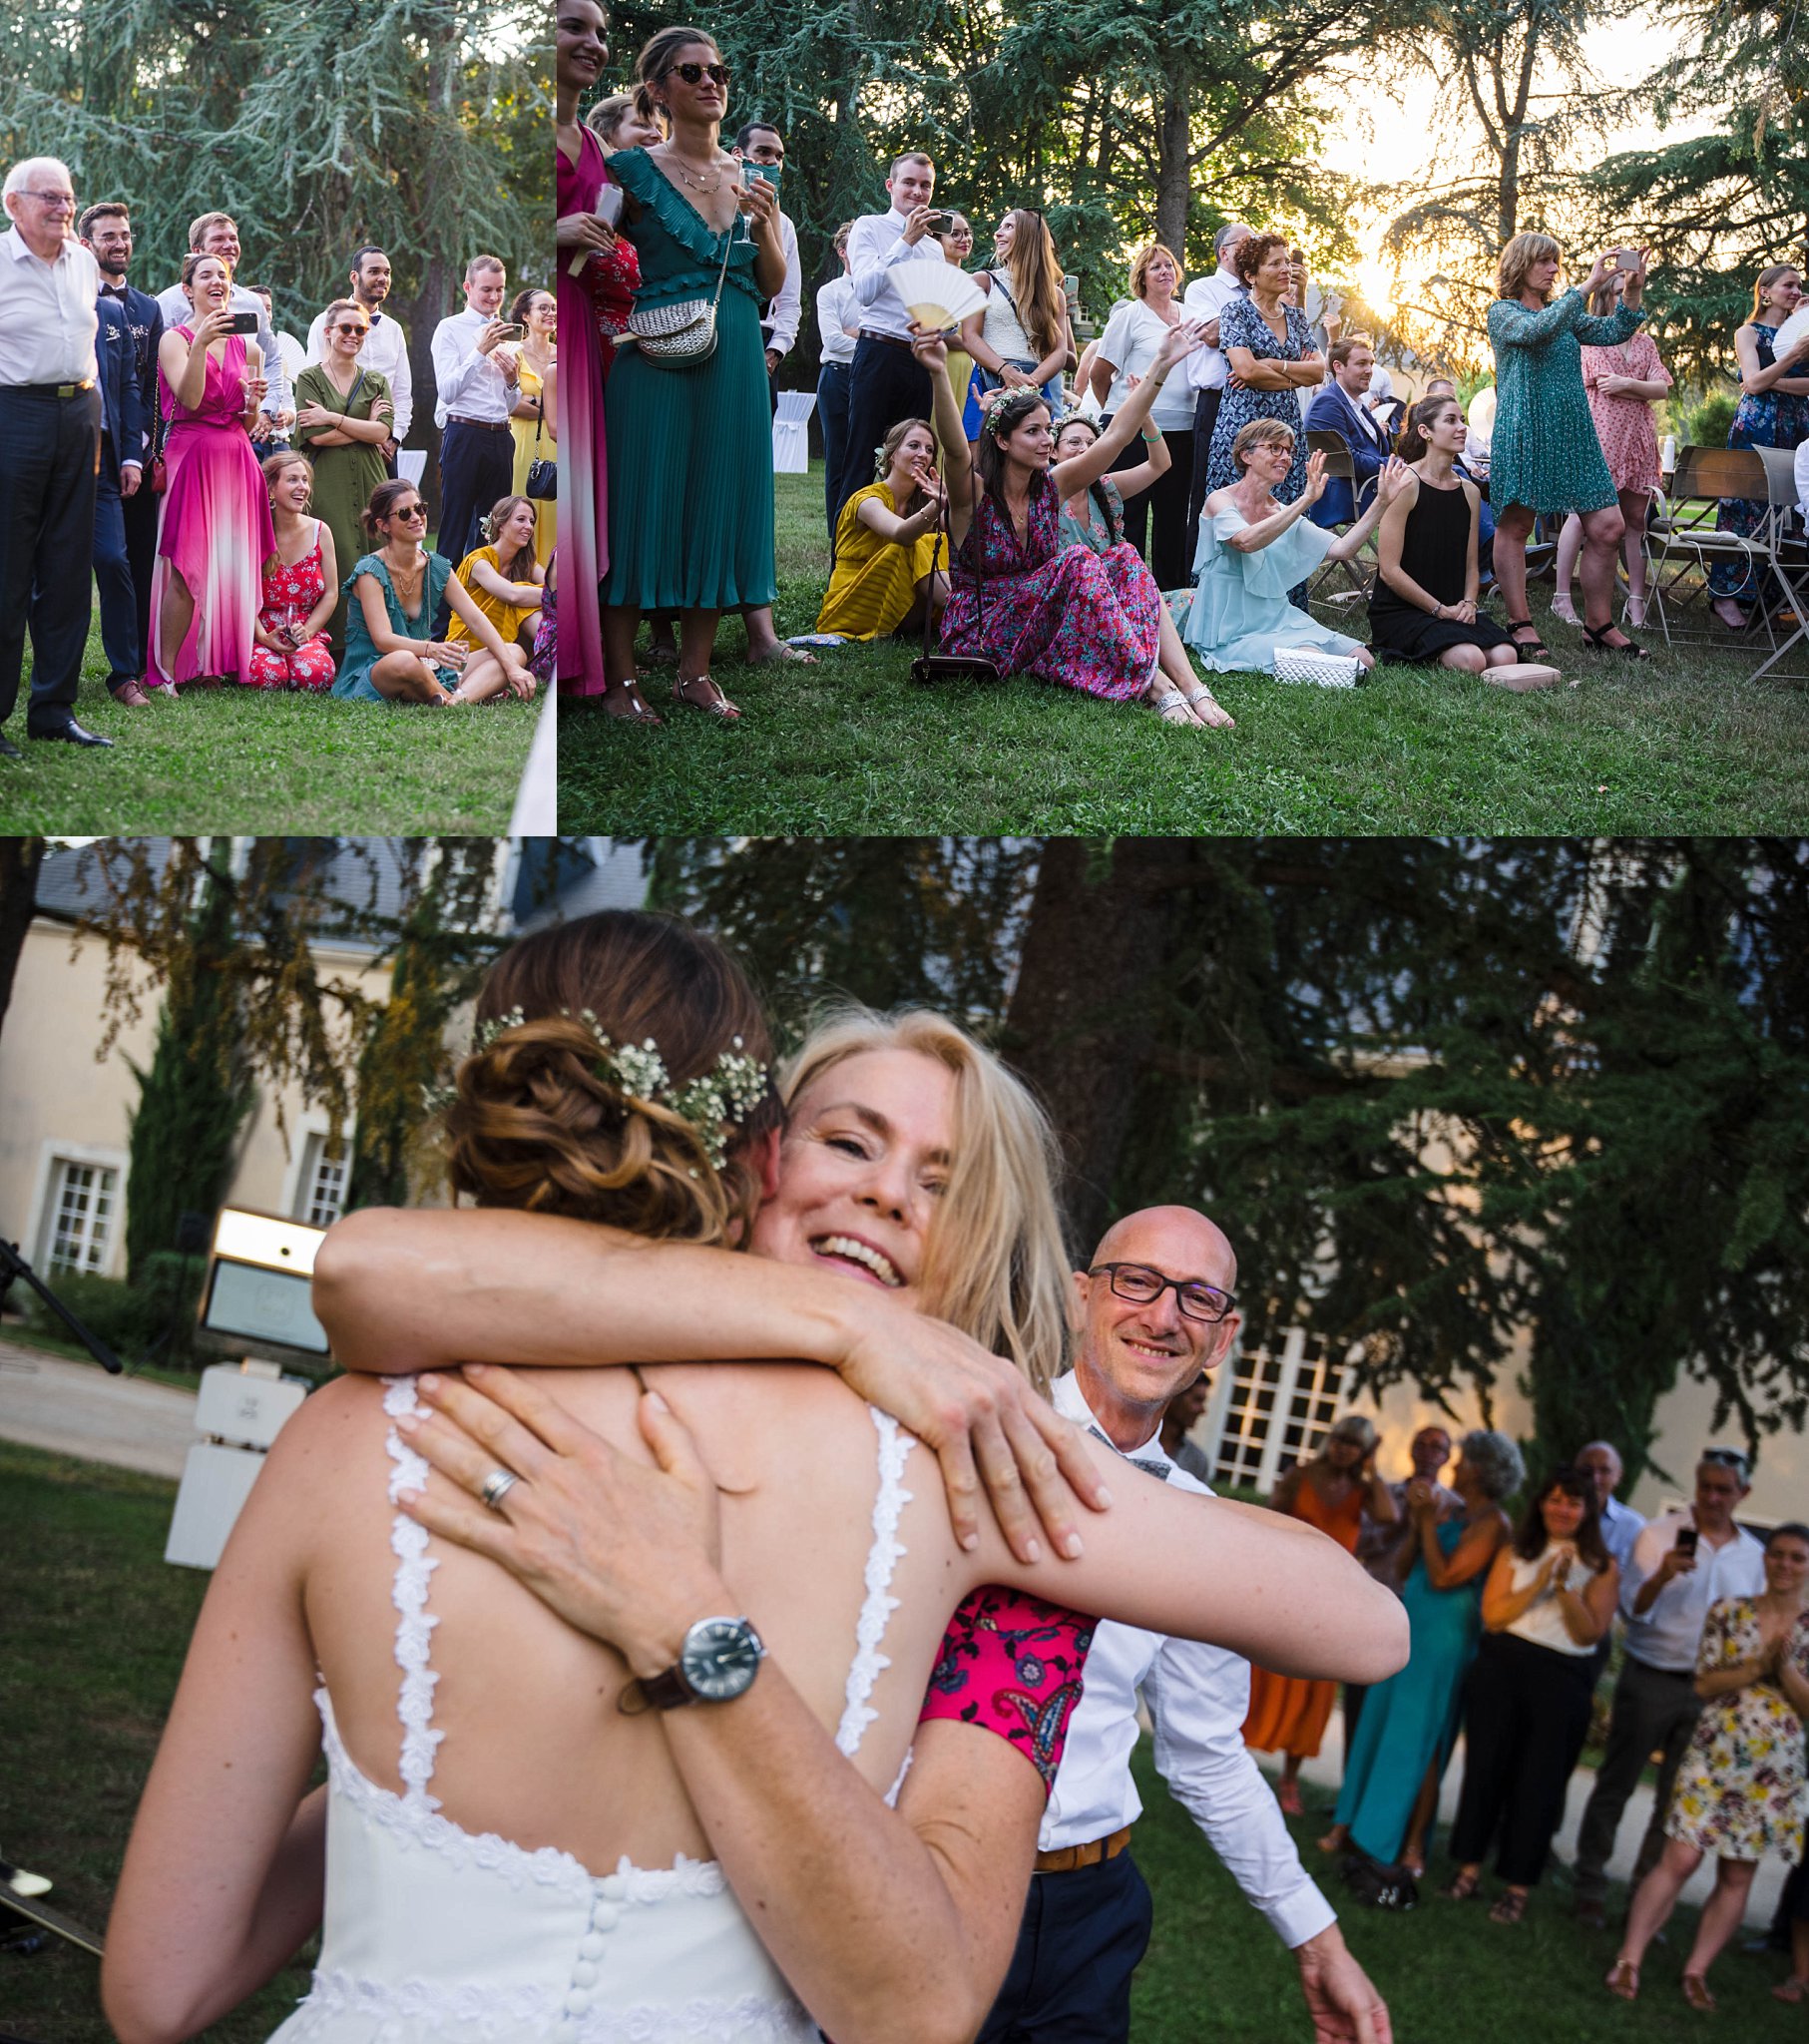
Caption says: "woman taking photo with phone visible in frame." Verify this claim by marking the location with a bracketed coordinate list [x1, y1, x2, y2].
[508, 286, 558, 565]
[148, 250, 273, 690]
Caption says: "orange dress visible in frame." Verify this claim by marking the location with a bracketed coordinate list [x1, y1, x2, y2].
[1243, 1471, 1366, 1760]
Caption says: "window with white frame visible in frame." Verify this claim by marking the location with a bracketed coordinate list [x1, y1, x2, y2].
[298, 1133, 348, 1230]
[43, 1158, 121, 1277]
[1208, 1326, 1351, 1492]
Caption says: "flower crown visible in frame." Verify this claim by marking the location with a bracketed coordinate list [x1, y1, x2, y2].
[435, 1007, 771, 1169]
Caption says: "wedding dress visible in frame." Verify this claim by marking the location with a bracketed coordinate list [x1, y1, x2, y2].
[268, 1378, 917, 2042]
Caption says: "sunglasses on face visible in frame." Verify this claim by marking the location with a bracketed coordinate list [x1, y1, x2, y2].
[667, 60, 729, 86]
[332, 321, 369, 337]
[390, 503, 427, 521]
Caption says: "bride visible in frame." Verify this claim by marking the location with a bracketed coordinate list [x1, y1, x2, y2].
[104, 910, 1405, 2043]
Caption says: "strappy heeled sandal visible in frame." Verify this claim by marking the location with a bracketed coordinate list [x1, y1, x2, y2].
[601, 685, 663, 725]
[1505, 617, 1552, 662]
[674, 673, 741, 722]
[1489, 1888, 1529, 1925]
[1605, 1959, 1639, 2001]
[1681, 1973, 1716, 2012]
[1441, 1868, 1483, 1902]
[1583, 623, 1652, 661]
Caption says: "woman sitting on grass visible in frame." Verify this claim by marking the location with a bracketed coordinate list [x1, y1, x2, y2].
[1051, 413, 1232, 727]
[1369, 398, 1559, 689]
[1183, 425, 1404, 677]
[332, 478, 536, 705]
[454, 496, 547, 655]
[814, 420, 949, 643]
[916, 320, 1222, 729]
[247, 452, 337, 692]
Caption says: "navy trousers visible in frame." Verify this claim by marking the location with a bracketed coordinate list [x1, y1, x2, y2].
[834, 335, 930, 536]
[435, 417, 514, 630]
[94, 434, 141, 690]
[0, 385, 100, 733]
[816, 359, 852, 537]
[977, 1850, 1154, 2044]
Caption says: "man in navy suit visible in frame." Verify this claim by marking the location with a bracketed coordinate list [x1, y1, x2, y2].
[92, 291, 149, 705]
[1303, 336, 1392, 529]
[80, 203, 163, 702]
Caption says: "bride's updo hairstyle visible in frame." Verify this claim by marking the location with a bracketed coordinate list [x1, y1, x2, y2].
[443, 910, 780, 1244]
[782, 1008, 1070, 1394]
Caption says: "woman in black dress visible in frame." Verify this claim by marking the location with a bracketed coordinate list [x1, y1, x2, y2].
[1370, 396, 1557, 686]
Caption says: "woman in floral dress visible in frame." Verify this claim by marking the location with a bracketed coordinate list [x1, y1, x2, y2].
[1609, 1522, 1809, 2010]
[921, 319, 1215, 726]
[1709, 263, 1809, 628]
[247, 451, 337, 690]
[1201, 233, 1323, 505]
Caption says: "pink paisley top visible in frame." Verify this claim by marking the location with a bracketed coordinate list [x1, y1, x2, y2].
[918, 1586, 1094, 1792]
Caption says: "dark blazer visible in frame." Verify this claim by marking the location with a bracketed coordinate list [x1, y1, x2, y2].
[1304, 381, 1393, 528]
[96, 295, 149, 486]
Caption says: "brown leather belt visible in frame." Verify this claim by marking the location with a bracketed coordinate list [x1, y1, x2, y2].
[859, 332, 919, 353]
[447, 414, 512, 432]
[1035, 1825, 1131, 1874]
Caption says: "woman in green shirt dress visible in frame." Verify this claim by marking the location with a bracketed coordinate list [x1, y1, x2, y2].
[293, 297, 394, 657]
[1487, 235, 1652, 662]
[599, 28, 788, 722]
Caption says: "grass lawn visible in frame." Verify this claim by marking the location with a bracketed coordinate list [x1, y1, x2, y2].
[7, 1434, 1799, 2042]
[0, 567, 535, 834]
[560, 468, 1809, 834]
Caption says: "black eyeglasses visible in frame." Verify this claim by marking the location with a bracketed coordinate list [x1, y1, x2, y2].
[1088, 1263, 1237, 1324]
[667, 60, 729, 86]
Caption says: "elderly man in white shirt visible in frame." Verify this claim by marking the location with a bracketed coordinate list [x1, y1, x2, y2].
[976, 1203, 1392, 2044]
[1181, 221, 1251, 566]
[431, 254, 519, 579]
[0, 156, 114, 754]
[153, 210, 288, 428]
[832, 150, 946, 530]
[304, 245, 412, 466]
[1572, 1447, 1767, 1924]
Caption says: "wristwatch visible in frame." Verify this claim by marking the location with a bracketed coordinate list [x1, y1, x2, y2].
[620, 1615, 766, 1713]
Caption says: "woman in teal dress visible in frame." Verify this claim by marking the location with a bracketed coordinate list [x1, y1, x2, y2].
[600, 28, 787, 722]
[1488, 234, 1651, 662]
[1320, 1430, 1521, 1877]
[1182, 421, 1405, 676]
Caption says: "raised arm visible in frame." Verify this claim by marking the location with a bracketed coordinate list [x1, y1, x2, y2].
[1417, 1505, 1503, 1590]
[1052, 320, 1201, 494]
[1325, 455, 1408, 561]
[912, 330, 975, 549]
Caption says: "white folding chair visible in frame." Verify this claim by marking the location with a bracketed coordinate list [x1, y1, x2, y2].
[1749, 446, 1809, 682]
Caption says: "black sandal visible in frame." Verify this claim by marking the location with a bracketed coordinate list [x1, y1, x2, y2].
[1505, 618, 1552, 661]
[1582, 623, 1651, 661]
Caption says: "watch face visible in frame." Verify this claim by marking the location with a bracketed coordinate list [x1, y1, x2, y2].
[679, 1617, 765, 1703]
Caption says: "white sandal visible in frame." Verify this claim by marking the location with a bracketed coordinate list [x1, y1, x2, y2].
[1183, 685, 1235, 730]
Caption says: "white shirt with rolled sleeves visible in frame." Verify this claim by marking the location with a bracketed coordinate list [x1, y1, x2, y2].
[845, 209, 945, 345]
[431, 305, 514, 430]
[1042, 1371, 1338, 1950]
[153, 278, 286, 412]
[0, 228, 99, 384]
[1619, 1507, 1766, 1672]
[1180, 266, 1245, 394]
[761, 212, 801, 361]
[816, 274, 860, 367]
[304, 306, 413, 443]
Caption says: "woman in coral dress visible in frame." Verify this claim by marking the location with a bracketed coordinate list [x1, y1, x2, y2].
[247, 451, 337, 691]
[148, 251, 275, 689]
[1245, 1416, 1397, 1812]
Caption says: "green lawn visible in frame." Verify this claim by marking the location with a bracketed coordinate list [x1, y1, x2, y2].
[560, 469, 1809, 834]
[0, 569, 535, 834]
[7, 1433, 1799, 2042]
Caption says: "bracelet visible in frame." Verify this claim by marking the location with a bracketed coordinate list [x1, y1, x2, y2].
[1140, 427, 1161, 443]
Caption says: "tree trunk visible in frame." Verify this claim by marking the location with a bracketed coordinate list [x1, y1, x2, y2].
[1003, 839, 1180, 1255]
[1154, 79, 1190, 256]
[0, 837, 45, 1045]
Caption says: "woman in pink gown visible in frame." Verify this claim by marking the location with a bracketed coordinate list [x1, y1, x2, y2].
[148, 252, 275, 689]
[554, 0, 618, 702]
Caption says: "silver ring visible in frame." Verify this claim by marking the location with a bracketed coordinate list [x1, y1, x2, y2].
[479, 1467, 520, 1513]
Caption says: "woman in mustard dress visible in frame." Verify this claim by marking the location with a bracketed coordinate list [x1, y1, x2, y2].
[453, 496, 546, 654]
[1611, 1523, 1809, 2010]
[509, 287, 556, 565]
[815, 418, 946, 641]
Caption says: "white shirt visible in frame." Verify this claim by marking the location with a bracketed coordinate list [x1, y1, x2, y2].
[816, 274, 860, 367]
[1501, 1550, 1601, 1657]
[0, 228, 99, 386]
[846, 209, 945, 345]
[1597, 1494, 1645, 1575]
[1795, 436, 1809, 525]
[760, 212, 802, 360]
[304, 305, 413, 442]
[154, 279, 287, 411]
[1620, 1509, 1767, 1672]
[1041, 1372, 1337, 1950]
[431, 305, 514, 429]
[1093, 298, 1194, 431]
[1181, 267, 1245, 393]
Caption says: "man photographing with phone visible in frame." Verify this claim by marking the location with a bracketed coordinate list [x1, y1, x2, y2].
[1572, 1447, 1766, 1925]
[431, 253, 519, 589]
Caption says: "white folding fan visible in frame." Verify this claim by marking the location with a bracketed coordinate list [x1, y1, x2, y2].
[1770, 303, 1809, 366]
[888, 258, 988, 334]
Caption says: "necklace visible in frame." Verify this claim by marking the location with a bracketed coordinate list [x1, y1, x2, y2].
[660, 144, 723, 194]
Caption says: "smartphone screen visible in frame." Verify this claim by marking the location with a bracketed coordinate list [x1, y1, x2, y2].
[1675, 1525, 1699, 1556]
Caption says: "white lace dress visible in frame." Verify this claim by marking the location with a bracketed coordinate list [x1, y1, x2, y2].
[268, 1379, 917, 2042]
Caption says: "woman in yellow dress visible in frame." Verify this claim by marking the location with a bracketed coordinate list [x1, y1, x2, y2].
[452, 496, 545, 674]
[814, 417, 948, 641]
[509, 286, 557, 563]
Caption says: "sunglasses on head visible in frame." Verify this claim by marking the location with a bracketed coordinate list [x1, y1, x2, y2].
[667, 60, 729, 86]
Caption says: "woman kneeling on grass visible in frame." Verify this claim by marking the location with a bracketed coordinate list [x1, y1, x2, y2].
[332, 479, 535, 705]
[814, 419, 949, 642]
[918, 320, 1225, 729]
[1183, 424, 1404, 677]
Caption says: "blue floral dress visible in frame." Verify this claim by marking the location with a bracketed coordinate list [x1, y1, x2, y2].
[1486, 289, 1642, 515]
[1204, 298, 1313, 501]
[1665, 1598, 1809, 1860]
[1708, 323, 1809, 602]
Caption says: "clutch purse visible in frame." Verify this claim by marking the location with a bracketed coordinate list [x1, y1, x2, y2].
[1274, 646, 1361, 688]
[627, 227, 733, 368]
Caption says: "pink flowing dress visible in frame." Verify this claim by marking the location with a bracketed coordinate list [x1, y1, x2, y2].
[149, 331, 276, 688]
[557, 126, 614, 698]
